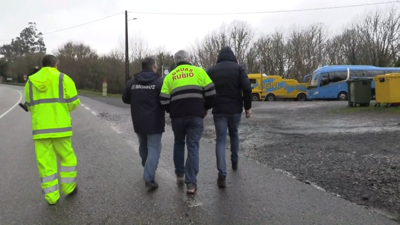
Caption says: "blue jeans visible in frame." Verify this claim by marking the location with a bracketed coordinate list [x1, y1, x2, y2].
[171, 117, 204, 185]
[136, 133, 162, 182]
[213, 113, 242, 177]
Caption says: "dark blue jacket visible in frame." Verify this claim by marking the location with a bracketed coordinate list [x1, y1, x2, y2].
[207, 47, 252, 114]
[122, 69, 165, 134]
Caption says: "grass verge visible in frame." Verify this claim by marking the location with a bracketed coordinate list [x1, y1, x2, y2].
[1, 84, 122, 99]
[77, 89, 121, 98]
[330, 104, 400, 114]
[0, 82, 25, 86]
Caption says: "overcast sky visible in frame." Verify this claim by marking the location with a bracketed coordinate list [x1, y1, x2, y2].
[0, 0, 397, 55]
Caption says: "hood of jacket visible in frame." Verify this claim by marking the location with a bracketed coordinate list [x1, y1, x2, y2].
[29, 67, 57, 92]
[134, 69, 160, 85]
[216, 46, 238, 64]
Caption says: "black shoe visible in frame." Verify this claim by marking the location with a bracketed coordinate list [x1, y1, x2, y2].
[145, 180, 159, 190]
[232, 160, 238, 170]
[176, 173, 184, 185]
[217, 175, 226, 188]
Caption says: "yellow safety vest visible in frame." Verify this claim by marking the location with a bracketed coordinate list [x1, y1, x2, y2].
[24, 67, 80, 140]
[160, 64, 215, 118]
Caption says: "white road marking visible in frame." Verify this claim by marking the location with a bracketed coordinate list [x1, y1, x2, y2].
[84, 107, 90, 110]
[0, 90, 22, 119]
[81, 104, 85, 106]
[91, 111, 97, 116]
[274, 168, 341, 197]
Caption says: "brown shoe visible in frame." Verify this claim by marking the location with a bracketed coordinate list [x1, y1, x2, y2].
[217, 175, 226, 188]
[232, 160, 238, 170]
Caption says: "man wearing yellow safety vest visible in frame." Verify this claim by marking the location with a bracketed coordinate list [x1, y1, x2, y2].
[160, 50, 216, 194]
[24, 54, 80, 205]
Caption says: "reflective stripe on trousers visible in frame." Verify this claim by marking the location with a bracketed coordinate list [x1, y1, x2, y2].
[60, 166, 77, 184]
[40, 173, 59, 194]
[35, 137, 77, 204]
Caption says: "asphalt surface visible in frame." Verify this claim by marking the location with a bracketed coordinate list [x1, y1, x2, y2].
[0, 84, 398, 225]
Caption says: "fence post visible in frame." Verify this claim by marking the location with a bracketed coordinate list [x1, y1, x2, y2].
[102, 78, 107, 97]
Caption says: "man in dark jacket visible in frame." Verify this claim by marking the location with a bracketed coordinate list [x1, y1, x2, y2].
[122, 57, 165, 190]
[206, 46, 252, 188]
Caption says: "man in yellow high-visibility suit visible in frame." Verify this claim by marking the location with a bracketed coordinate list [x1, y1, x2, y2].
[24, 54, 80, 205]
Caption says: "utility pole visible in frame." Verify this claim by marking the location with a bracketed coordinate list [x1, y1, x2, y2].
[125, 10, 129, 82]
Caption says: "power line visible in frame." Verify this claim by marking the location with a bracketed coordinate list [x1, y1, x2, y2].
[0, 1, 398, 43]
[129, 1, 399, 15]
[0, 12, 124, 42]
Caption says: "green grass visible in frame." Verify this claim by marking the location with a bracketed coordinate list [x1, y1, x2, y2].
[77, 89, 121, 98]
[330, 103, 400, 114]
[0, 84, 122, 98]
[0, 82, 25, 86]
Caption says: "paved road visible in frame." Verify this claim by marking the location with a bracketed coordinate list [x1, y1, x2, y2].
[0, 84, 397, 225]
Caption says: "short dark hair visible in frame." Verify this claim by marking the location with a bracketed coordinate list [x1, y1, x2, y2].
[42, 55, 58, 67]
[29, 66, 40, 76]
[141, 57, 156, 70]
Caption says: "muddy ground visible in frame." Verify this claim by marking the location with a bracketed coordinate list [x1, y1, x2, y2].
[82, 92, 400, 219]
[196, 101, 400, 218]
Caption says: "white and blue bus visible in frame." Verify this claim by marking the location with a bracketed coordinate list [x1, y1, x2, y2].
[305, 65, 400, 100]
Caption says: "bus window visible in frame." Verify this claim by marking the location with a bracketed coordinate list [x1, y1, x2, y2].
[249, 79, 257, 84]
[366, 70, 385, 77]
[320, 73, 329, 86]
[351, 70, 363, 78]
[310, 72, 320, 87]
[304, 76, 311, 83]
[328, 71, 347, 83]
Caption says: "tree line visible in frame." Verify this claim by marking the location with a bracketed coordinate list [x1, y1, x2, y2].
[1, 6, 400, 94]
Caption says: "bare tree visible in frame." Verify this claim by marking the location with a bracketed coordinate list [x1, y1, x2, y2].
[256, 31, 286, 76]
[228, 20, 254, 63]
[55, 41, 98, 61]
[190, 25, 229, 69]
[355, 7, 400, 66]
[286, 23, 327, 81]
[150, 46, 175, 75]
[244, 44, 260, 73]
[55, 41, 99, 89]
[324, 34, 347, 65]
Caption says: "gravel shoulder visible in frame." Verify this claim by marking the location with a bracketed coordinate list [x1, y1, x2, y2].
[200, 101, 400, 219]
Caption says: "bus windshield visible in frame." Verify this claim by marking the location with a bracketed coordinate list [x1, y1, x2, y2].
[309, 72, 319, 87]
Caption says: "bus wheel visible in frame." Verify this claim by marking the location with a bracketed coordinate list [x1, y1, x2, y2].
[296, 93, 306, 101]
[337, 92, 347, 101]
[265, 94, 276, 101]
[251, 94, 260, 101]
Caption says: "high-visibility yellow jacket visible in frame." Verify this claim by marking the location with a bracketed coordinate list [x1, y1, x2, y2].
[24, 67, 80, 140]
[160, 62, 216, 118]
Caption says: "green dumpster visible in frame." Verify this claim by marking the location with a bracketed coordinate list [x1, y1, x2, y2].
[346, 78, 373, 107]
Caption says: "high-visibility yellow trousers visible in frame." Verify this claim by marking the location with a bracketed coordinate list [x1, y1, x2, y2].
[34, 137, 77, 204]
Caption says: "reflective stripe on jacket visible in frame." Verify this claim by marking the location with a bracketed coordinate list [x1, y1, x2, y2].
[24, 67, 80, 140]
[160, 62, 216, 118]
